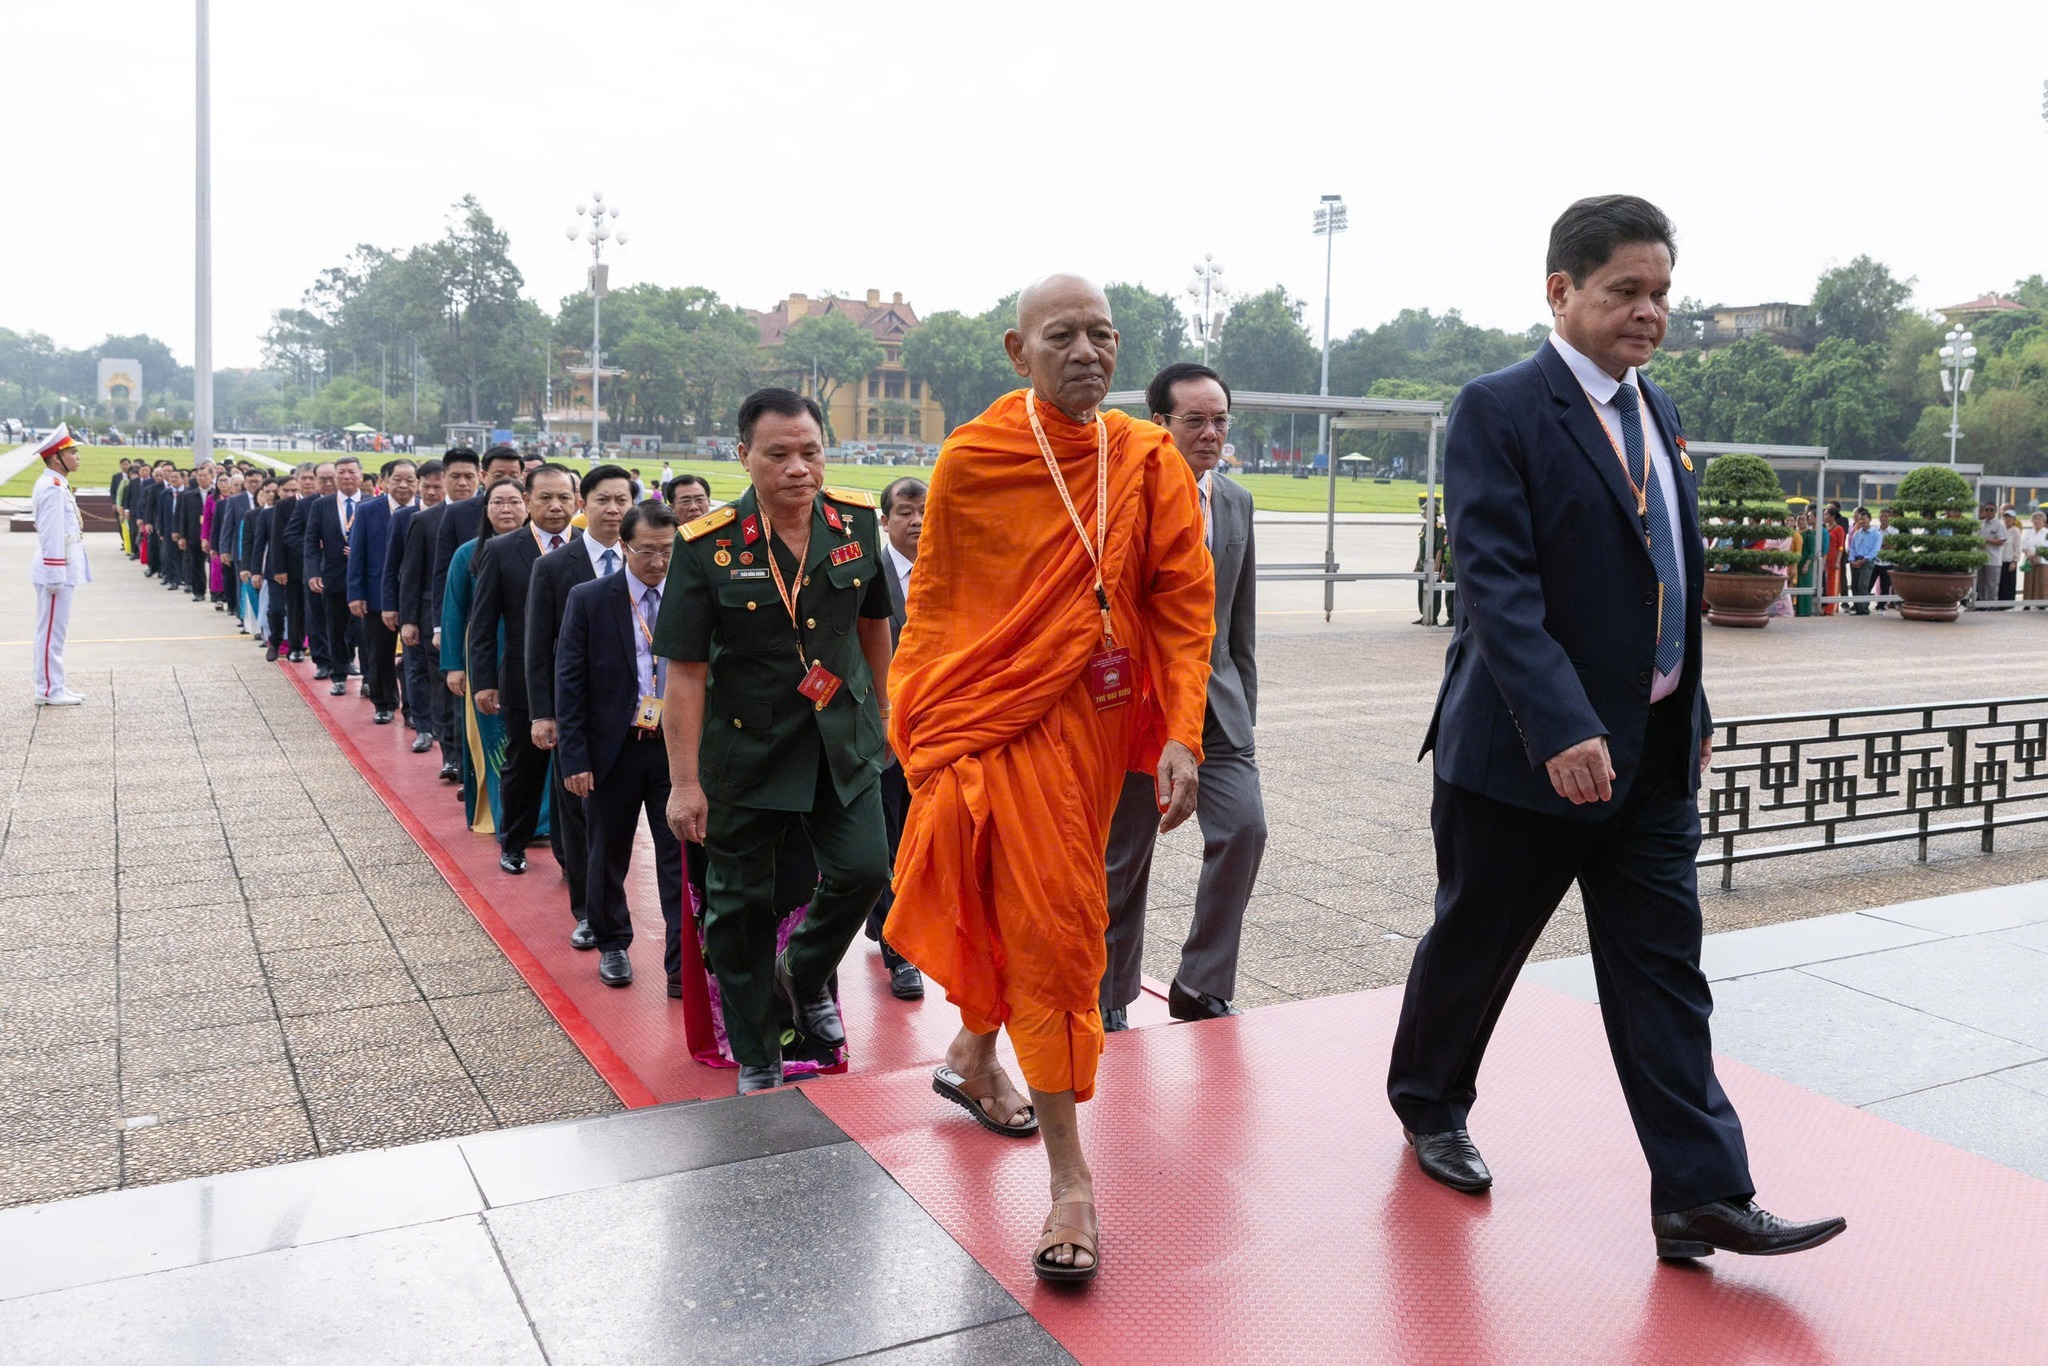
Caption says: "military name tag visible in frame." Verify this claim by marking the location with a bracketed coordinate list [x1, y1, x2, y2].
[634, 695, 664, 730]
[829, 542, 864, 567]
[1087, 647, 1133, 711]
[730, 567, 769, 580]
[797, 663, 843, 711]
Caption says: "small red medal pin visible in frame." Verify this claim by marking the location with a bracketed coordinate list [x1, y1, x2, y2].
[1675, 436, 1693, 473]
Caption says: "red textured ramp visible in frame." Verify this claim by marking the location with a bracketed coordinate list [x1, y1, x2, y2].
[805, 984, 2048, 1365]
[283, 659, 1169, 1104]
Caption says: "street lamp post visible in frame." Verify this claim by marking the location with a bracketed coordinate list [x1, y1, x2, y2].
[567, 193, 629, 456]
[1186, 255, 1225, 365]
[1938, 325, 1977, 465]
[1312, 193, 1347, 620]
[193, 0, 214, 466]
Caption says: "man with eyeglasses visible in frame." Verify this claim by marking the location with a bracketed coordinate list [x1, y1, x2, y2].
[557, 501, 690, 996]
[1100, 362, 1266, 1031]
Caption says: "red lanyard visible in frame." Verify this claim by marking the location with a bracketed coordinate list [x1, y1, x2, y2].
[1580, 386, 1652, 545]
[1024, 390, 1113, 645]
[759, 508, 811, 662]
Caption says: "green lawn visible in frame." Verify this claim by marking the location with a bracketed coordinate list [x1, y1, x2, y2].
[13, 445, 1435, 516]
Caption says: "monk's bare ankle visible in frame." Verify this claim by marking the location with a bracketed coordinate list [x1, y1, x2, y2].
[945, 1028, 1000, 1079]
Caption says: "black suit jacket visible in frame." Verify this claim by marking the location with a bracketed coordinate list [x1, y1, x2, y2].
[432, 494, 487, 636]
[1421, 342, 1710, 820]
[554, 570, 645, 787]
[249, 505, 276, 579]
[305, 493, 358, 588]
[467, 525, 545, 712]
[176, 486, 206, 545]
[400, 501, 450, 631]
[525, 532, 596, 722]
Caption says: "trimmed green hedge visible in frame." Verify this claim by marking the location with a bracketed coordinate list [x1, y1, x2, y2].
[1698, 453, 1799, 573]
[1887, 465, 1990, 574]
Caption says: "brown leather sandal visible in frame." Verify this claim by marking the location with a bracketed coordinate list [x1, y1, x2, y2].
[1032, 1200, 1100, 1283]
[933, 1065, 1038, 1138]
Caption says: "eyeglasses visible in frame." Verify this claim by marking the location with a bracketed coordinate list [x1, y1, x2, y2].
[1168, 413, 1231, 433]
[625, 543, 673, 563]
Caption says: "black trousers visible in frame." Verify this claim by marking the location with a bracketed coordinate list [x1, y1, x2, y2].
[362, 613, 399, 708]
[584, 733, 683, 979]
[498, 704, 550, 856]
[306, 576, 331, 668]
[322, 590, 359, 679]
[864, 759, 911, 945]
[402, 632, 435, 730]
[187, 545, 207, 600]
[546, 733, 589, 920]
[1387, 702, 1753, 1215]
[703, 758, 888, 1068]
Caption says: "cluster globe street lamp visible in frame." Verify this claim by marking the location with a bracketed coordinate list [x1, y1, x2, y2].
[1187, 255, 1225, 365]
[567, 193, 629, 455]
[1938, 324, 1977, 465]
[1312, 194, 1347, 619]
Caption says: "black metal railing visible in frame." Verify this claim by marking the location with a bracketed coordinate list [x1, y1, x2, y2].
[1700, 696, 2048, 888]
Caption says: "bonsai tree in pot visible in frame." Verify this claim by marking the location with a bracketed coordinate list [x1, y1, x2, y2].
[1696, 452, 1799, 627]
[1885, 464, 1989, 622]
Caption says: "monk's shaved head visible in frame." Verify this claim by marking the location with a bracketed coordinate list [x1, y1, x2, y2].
[1006, 275, 1120, 422]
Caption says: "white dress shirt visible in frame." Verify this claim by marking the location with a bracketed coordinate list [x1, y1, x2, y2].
[885, 541, 915, 597]
[1548, 331, 1686, 703]
[581, 532, 621, 577]
[626, 572, 663, 695]
[530, 524, 567, 555]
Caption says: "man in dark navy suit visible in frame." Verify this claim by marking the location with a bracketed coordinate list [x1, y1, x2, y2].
[1387, 196, 1844, 1261]
[404, 450, 481, 779]
[556, 501, 688, 991]
[383, 459, 443, 746]
[306, 457, 364, 694]
[348, 458, 417, 723]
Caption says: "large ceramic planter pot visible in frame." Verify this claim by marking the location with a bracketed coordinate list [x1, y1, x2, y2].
[1702, 571, 1785, 628]
[1890, 569, 1974, 622]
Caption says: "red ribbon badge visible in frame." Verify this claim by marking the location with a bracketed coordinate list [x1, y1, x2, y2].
[740, 514, 760, 546]
[829, 542, 864, 567]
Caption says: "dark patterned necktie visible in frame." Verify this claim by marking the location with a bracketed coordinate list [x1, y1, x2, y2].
[1612, 383, 1684, 676]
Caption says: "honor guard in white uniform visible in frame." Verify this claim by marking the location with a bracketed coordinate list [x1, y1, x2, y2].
[29, 425, 91, 706]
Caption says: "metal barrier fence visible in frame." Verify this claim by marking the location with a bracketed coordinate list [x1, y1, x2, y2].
[1701, 696, 2048, 889]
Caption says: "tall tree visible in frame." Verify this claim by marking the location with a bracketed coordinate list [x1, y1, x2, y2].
[903, 310, 1013, 434]
[780, 312, 882, 441]
[1809, 256, 1915, 347]
[1101, 282, 1191, 406]
[431, 196, 526, 423]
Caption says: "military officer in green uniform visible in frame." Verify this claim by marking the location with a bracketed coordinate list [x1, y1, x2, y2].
[654, 388, 894, 1094]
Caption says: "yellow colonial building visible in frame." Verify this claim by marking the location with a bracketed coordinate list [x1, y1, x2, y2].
[749, 290, 946, 448]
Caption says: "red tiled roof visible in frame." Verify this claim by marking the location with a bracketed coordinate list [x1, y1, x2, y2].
[1940, 295, 2026, 314]
[749, 294, 923, 347]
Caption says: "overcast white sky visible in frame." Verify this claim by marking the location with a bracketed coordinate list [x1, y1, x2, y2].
[11, 0, 2048, 370]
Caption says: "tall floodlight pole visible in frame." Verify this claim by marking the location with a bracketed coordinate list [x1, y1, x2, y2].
[568, 194, 629, 454]
[193, 0, 214, 464]
[1312, 194, 1347, 621]
[1186, 255, 1225, 365]
[409, 334, 418, 431]
[378, 342, 388, 434]
[1938, 325, 1977, 465]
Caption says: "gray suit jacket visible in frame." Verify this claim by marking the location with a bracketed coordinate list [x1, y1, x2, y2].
[1204, 472, 1257, 753]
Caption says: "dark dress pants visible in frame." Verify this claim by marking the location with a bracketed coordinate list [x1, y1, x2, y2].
[305, 577, 331, 668]
[863, 759, 911, 944]
[703, 750, 888, 1069]
[584, 732, 683, 981]
[549, 743, 588, 922]
[402, 633, 436, 731]
[497, 705, 550, 856]
[1387, 701, 1753, 1215]
[188, 545, 207, 600]
[362, 613, 400, 708]
[322, 591, 359, 679]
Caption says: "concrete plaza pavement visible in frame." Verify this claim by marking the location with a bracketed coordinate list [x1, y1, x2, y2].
[3, 528, 2046, 1210]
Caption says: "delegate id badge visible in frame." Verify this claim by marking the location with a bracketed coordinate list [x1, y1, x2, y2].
[797, 663, 843, 712]
[634, 695, 664, 730]
[1087, 646, 1133, 711]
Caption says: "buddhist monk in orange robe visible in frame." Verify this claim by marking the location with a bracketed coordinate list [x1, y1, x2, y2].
[885, 275, 1215, 1282]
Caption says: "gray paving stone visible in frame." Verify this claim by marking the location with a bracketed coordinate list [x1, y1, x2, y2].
[308, 1078, 497, 1153]
[1863, 1076, 2048, 1182]
[1710, 969, 2043, 1105]
[1995, 1060, 2048, 1097]
[850, 1316, 1077, 1365]
[119, 1060, 301, 1125]
[0, 1217, 543, 1365]
[120, 1104, 319, 1187]
[121, 1021, 289, 1078]
[123, 985, 277, 1037]
[1860, 880, 2048, 935]
[0, 1134, 120, 1209]
[1805, 935, 2048, 1050]
[487, 1143, 1018, 1366]
[281, 1002, 444, 1058]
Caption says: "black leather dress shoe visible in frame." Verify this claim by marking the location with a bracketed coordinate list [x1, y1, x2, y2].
[329, 680, 347, 697]
[737, 1062, 784, 1094]
[598, 949, 633, 986]
[314, 667, 331, 680]
[569, 919, 596, 950]
[774, 954, 845, 1048]
[1651, 1199, 1847, 1260]
[1167, 979, 1242, 1022]
[499, 850, 527, 875]
[347, 662, 362, 677]
[411, 733, 433, 753]
[374, 709, 394, 725]
[890, 960, 925, 1001]
[667, 978, 683, 999]
[1405, 1128, 1493, 1193]
[288, 649, 306, 663]
[264, 643, 280, 663]
[439, 761, 460, 782]
[1102, 1007, 1129, 1033]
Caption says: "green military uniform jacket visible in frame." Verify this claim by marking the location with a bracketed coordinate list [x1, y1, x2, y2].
[651, 485, 892, 812]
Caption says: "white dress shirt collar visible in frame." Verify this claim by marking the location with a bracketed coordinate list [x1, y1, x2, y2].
[531, 524, 568, 554]
[1548, 330, 1634, 403]
[885, 541, 915, 591]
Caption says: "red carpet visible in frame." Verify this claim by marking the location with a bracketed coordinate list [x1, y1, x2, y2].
[805, 986, 2048, 1365]
[284, 659, 1169, 1104]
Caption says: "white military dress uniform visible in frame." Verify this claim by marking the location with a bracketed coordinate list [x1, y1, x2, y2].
[31, 434, 92, 704]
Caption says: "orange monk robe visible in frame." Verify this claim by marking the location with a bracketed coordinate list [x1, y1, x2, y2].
[885, 390, 1214, 1102]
